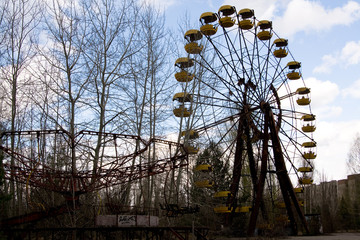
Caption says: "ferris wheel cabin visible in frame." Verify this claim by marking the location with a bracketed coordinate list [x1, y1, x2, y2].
[273, 38, 288, 58]
[172, 92, 193, 117]
[218, 5, 236, 28]
[301, 114, 316, 133]
[287, 61, 302, 80]
[257, 20, 272, 40]
[296, 87, 311, 106]
[184, 29, 203, 54]
[238, 8, 255, 30]
[200, 12, 218, 36]
[194, 164, 214, 188]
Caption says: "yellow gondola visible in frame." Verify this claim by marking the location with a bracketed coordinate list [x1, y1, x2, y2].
[238, 8, 254, 30]
[301, 114, 316, 132]
[200, 12, 217, 23]
[294, 187, 304, 193]
[218, 5, 236, 28]
[194, 180, 214, 188]
[302, 141, 316, 148]
[302, 114, 316, 121]
[298, 167, 313, 172]
[200, 12, 218, 36]
[175, 70, 194, 82]
[287, 61, 301, 80]
[303, 151, 317, 159]
[219, 16, 235, 28]
[257, 20, 272, 40]
[214, 206, 231, 213]
[235, 206, 251, 213]
[302, 125, 316, 132]
[185, 42, 203, 54]
[296, 87, 311, 106]
[184, 29, 202, 42]
[195, 164, 212, 172]
[181, 129, 199, 139]
[273, 38, 288, 58]
[200, 24, 217, 36]
[175, 57, 194, 68]
[297, 97, 311, 106]
[299, 177, 313, 185]
[173, 92, 192, 102]
[213, 191, 231, 198]
[297, 87, 310, 94]
[184, 145, 199, 154]
[173, 106, 192, 117]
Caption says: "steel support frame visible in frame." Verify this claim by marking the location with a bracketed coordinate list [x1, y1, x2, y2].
[228, 104, 309, 236]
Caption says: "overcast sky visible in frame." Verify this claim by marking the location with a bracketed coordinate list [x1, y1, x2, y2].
[144, 0, 360, 181]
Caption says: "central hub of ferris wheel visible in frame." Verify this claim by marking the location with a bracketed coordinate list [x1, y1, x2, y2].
[172, 5, 317, 237]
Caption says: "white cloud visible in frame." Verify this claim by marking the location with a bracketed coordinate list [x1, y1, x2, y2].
[314, 120, 360, 181]
[342, 79, 360, 98]
[313, 40, 360, 74]
[274, 0, 360, 38]
[341, 41, 360, 66]
[313, 54, 337, 74]
[304, 77, 340, 109]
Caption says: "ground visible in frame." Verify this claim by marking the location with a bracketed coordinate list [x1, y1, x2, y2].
[286, 232, 360, 240]
[215, 232, 360, 240]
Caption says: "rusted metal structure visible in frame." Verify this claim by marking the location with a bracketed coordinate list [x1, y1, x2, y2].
[0, 130, 189, 228]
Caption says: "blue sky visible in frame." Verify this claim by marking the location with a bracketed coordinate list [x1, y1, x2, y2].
[146, 0, 360, 181]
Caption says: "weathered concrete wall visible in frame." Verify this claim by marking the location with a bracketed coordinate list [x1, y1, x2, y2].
[305, 174, 360, 211]
[303, 174, 360, 232]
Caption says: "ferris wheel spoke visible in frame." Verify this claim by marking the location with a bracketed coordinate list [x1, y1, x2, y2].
[194, 112, 241, 133]
[194, 73, 241, 106]
[204, 36, 247, 98]
[222, 28, 261, 105]
[237, 28, 252, 81]
[238, 29, 267, 103]
[222, 29, 244, 80]
[262, 60, 280, 101]
[195, 58, 243, 105]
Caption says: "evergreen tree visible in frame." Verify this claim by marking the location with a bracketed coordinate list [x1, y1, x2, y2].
[190, 141, 231, 229]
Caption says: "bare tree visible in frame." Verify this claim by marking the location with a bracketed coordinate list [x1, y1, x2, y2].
[347, 134, 360, 174]
[0, 0, 41, 216]
[122, 3, 176, 210]
[28, 0, 91, 232]
[39, 0, 90, 173]
[81, 0, 138, 177]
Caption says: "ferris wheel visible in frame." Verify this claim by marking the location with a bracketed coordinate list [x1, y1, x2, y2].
[172, 5, 316, 236]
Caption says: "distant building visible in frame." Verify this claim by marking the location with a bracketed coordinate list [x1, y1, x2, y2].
[303, 174, 360, 232]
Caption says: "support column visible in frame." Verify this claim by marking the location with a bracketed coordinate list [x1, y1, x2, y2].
[267, 106, 309, 235]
